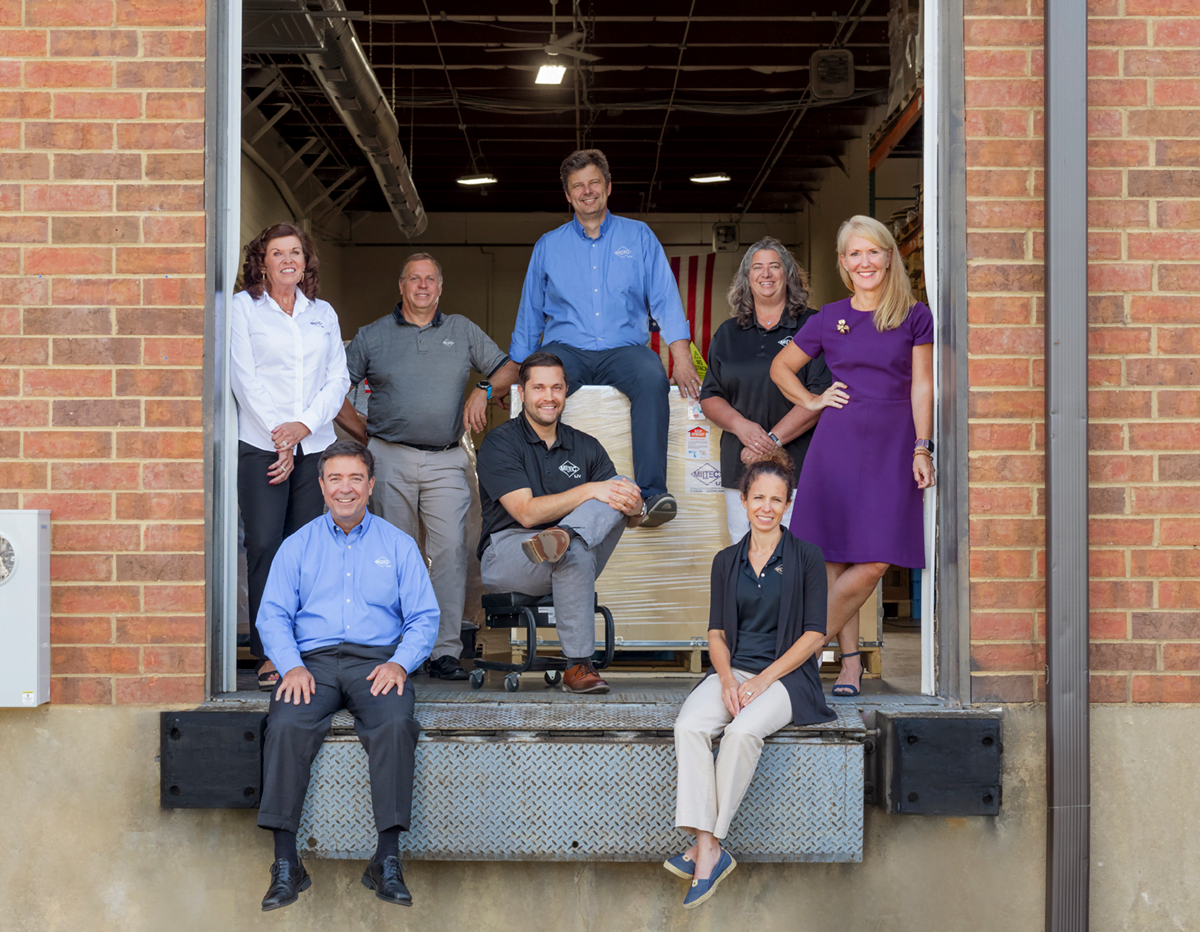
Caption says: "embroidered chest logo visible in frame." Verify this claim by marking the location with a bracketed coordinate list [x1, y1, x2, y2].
[558, 460, 581, 479]
[777, 337, 792, 347]
[309, 319, 324, 327]
[375, 557, 392, 568]
[775, 565, 784, 574]
[614, 246, 634, 259]
[442, 338, 455, 346]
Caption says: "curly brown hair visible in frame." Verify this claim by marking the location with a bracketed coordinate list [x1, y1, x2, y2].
[726, 236, 811, 328]
[737, 446, 797, 503]
[240, 222, 320, 300]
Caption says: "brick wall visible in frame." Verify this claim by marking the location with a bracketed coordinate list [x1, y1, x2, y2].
[966, 0, 1200, 703]
[0, 0, 206, 704]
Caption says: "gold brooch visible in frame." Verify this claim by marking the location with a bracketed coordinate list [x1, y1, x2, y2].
[837, 319, 849, 334]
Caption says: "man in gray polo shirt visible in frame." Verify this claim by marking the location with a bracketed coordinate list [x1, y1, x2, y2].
[343, 252, 518, 680]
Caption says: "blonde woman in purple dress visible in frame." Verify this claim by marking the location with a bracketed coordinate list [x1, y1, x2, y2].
[769, 216, 934, 697]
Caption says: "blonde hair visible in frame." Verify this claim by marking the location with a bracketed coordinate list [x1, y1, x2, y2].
[835, 215, 916, 332]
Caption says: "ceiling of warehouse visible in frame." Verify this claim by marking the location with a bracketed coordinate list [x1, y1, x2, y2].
[242, 0, 899, 217]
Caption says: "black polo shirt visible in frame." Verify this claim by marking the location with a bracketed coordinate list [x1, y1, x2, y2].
[476, 410, 617, 559]
[728, 533, 786, 675]
[699, 310, 832, 490]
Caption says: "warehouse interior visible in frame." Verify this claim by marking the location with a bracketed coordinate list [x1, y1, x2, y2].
[234, 0, 928, 694]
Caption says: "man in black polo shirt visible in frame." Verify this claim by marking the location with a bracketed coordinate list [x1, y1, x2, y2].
[476, 351, 645, 694]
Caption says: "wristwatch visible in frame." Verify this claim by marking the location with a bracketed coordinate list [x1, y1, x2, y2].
[767, 431, 782, 448]
[476, 380, 492, 400]
[915, 438, 935, 454]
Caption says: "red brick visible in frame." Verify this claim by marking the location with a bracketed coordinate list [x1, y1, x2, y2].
[0, 462, 47, 488]
[115, 60, 203, 89]
[965, 80, 1044, 109]
[116, 308, 202, 338]
[969, 454, 1043, 483]
[1127, 359, 1200, 387]
[967, 200, 1044, 229]
[115, 184, 203, 212]
[54, 152, 142, 182]
[1088, 199, 1149, 229]
[968, 232, 1027, 261]
[141, 29, 204, 57]
[51, 337, 140, 365]
[1088, 452, 1152, 482]
[1157, 201, 1200, 230]
[1089, 612, 1128, 640]
[964, 18, 1042, 46]
[1129, 170, 1200, 198]
[1131, 232, 1200, 260]
[48, 28, 138, 57]
[116, 432, 202, 460]
[968, 357, 1030, 386]
[51, 616, 113, 643]
[51, 585, 140, 615]
[0, 61, 15, 87]
[1161, 519, 1200, 545]
[144, 337, 202, 366]
[0, 216, 48, 243]
[1090, 580, 1153, 609]
[969, 327, 1043, 355]
[965, 109, 1030, 138]
[971, 580, 1045, 610]
[1164, 645, 1200, 672]
[52, 522, 140, 552]
[52, 645, 140, 675]
[115, 246, 204, 275]
[1133, 675, 1200, 703]
[144, 524, 204, 552]
[970, 549, 1033, 578]
[1128, 109, 1200, 138]
[1159, 580, 1200, 609]
[965, 50, 1029, 77]
[1086, 110, 1123, 138]
[24, 183, 111, 212]
[969, 390, 1043, 418]
[29, 121, 115, 151]
[967, 264, 1045, 292]
[0, 89, 50, 118]
[145, 91, 203, 120]
[26, 0, 114, 26]
[24, 246, 112, 275]
[0, 398, 48, 427]
[967, 170, 1031, 199]
[1160, 455, 1200, 481]
[145, 399, 201, 428]
[1090, 643, 1157, 672]
[972, 612, 1035, 640]
[1156, 80, 1200, 107]
[0, 30, 47, 56]
[142, 216, 204, 244]
[971, 642, 1044, 672]
[969, 423, 1033, 450]
[52, 215, 140, 245]
[0, 308, 18, 334]
[116, 0, 204, 26]
[0, 153, 50, 181]
[1089, 264, 1152, 292]
[144, 584, 204, 612]
[52, 399, 140, 427]
[25, 61, 113, 88]
[115, 367, 201, 396]
[116, 553, 203, 582]
[116, 122, 203, 151]
[0, 333, 48, 364]
[1160, 391, 1200, 418]
[1131, 549, 1200, 578]
[115, 490, 203, 519]
[967, 296, 1032, 326]
[24, 430, 111, 459]
[1089, 676, 1128, 703]
[1087, 486, 1128, 516]
[52, 461, 139, 490]
[115, 614, 204, 644]
[970, 517, 1044, 547]
[51, 279, 141, 307]
[1088, 169, 1123, 197]
[1088, 79, 1148, 107]
[23, 491, 110, 519]
[969, 487, 1034, 516]
[1088, 328, 1150, 355]
[971, 674, 1035, 704]
[0, 431, 19, 456]
[50, 553, 113, 582]
[0, 367, 16, 394]
[1160, 265, 1200, 291]
[1126, 0, 1194, 12]
[51, 677, 112, 704]
[143, 276, 203, 306]
[142, 462, 202, 489]
[143, 645, 204, 674]
[1088, 549, 1127, 578]
[1130, 295, 1192, 323]
[1133, 612, 1200, 640]
[114, 675, 204, 705]
[53, 90, 140, 119]
[1126, 50, 1200, 77]
[22, 368, 110, 398]
[145, 152, 203, 182]
[1089, 17, 1147, 46]
[1085, 233, 1121, 261]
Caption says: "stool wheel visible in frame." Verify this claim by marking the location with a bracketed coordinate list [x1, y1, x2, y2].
[503, 673, 520, 693]
[469, 669, 485, 689]
[544, 671, 562, 687]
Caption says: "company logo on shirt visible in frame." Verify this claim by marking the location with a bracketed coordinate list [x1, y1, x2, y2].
[775, 565, 784, 574]
[442, 339, 455, 346]
[375, 557, 392, 568]
[558, 460, 581, 479]
[614, 246, 634, 259]
[778, 337, 792, 347]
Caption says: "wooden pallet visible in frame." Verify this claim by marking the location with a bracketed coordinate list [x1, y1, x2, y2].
[820, 645, 882, 679]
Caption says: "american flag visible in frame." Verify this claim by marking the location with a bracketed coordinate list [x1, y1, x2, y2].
[652, 253, 718, 376]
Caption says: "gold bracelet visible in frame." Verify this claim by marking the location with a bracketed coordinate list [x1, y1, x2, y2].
[913, 449, 933, 459]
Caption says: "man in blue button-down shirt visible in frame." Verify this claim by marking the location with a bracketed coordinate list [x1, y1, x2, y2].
[510, 148, 703, 528]
[255, 440, 439, 912]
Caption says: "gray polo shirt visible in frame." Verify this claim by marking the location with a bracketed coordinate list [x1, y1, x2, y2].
[345, 305, 509, 447]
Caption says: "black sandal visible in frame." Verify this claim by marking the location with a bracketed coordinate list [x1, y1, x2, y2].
[257, 662, 281, 692]
[831, 650, 863, 697]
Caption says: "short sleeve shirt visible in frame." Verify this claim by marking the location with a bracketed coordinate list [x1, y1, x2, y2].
[345, 307, 509, 447]
[476, 412, 618, 558]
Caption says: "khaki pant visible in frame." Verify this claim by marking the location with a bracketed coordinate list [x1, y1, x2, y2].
[674, 669, 793, 839]
[369, 438, 470, 662]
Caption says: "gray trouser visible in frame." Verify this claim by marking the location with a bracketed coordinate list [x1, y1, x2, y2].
[258, 642, 420, 834]
[480, 499, 625, 660]
[369, 438, 470, 662]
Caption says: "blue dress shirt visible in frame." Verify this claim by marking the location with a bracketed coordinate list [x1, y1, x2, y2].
[510, 212, 691, 362]
[256, 511, 440, 678]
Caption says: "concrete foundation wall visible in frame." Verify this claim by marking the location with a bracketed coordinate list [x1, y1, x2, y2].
[2, 704, 1192, 931]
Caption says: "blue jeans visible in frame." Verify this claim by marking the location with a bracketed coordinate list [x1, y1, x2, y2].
[540, 342, 670, 499]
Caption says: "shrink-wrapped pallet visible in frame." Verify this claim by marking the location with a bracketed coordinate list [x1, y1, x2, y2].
[509, 385, 729, 649]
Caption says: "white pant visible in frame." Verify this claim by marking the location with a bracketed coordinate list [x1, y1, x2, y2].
[724, 489, 795, 544]
[673, 669, 793, 839]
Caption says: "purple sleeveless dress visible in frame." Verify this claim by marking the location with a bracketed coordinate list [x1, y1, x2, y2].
[788, 298, 933, 568]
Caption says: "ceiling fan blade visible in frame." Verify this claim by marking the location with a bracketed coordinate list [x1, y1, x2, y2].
[551, 31, 585, 47]
[548, 45, 601, 62]
[483, 44, 544, 53]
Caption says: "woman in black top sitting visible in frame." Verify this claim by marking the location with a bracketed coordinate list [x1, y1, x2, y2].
[667, 449, 834, 909]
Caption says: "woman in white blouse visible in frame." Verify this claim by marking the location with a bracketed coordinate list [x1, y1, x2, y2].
[231, 222, 350, 690]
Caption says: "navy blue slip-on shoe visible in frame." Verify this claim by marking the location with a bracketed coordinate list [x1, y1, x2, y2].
[682, 849, 737, 909]
[663, 851, 695, 880]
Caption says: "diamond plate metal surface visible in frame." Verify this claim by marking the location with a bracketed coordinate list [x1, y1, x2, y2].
[297, 735, 862, 863]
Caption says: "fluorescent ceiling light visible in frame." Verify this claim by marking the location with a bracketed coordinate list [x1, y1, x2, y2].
[690, 172, 732, 184]
[536, 63, 567, 85]
[456, 173, 498, 186]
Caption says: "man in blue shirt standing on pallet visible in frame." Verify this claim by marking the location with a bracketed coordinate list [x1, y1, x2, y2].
[510, 148, 702, 528]
[255, 439, 439, 912]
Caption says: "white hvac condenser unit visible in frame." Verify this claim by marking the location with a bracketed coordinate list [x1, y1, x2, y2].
[0, 510, 50, 707]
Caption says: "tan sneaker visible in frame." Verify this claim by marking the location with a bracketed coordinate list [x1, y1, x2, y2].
[521, 527, 571, 564]
[562, 661, 609, 694]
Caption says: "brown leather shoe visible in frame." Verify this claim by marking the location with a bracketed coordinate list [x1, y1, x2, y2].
[522, 527, 571, 564]
[562, 661, 609, 694]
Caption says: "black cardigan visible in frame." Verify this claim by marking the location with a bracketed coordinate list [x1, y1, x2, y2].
[704, 531, 836, 727]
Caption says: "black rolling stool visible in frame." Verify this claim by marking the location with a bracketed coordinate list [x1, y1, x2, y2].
[470, 592, 616, 692]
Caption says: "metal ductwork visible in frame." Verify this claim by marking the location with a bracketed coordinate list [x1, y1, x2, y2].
[275, 0, 427, 237]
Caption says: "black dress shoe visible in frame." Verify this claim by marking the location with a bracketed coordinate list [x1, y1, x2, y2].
[429, 655, 469, 680]
[261, 858, 311, 911]
[362, 856, 413, 906]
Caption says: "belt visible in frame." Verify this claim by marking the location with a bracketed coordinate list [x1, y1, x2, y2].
[397, 440, 460, 453]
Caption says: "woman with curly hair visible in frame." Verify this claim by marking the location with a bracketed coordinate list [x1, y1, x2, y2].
[699, 237, 831, 541]
[231, 222, 350, 690]
[770, 215, 934, 698]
